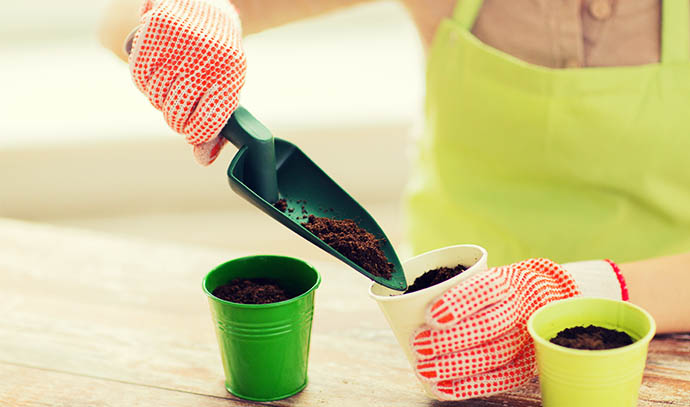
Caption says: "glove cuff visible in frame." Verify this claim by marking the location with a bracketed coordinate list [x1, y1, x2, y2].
[562, 259, 628, 301]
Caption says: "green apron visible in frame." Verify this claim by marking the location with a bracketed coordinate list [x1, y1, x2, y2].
[406, 0, 690, 266]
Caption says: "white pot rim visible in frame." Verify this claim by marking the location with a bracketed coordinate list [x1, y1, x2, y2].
[368, 244, 488, 302]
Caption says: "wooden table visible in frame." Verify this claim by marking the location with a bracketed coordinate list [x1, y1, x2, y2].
[1, 218, 689, 406]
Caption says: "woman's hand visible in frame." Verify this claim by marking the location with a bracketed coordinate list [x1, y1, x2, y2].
[410, 258, 626, 400]
[128, 0, 246, 165]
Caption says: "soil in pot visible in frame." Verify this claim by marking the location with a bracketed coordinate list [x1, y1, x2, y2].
[404, 264, 468, 294]
[550, 325, 634, 350]
[213, 278, 292, 304]
[302, 215, 393, 280]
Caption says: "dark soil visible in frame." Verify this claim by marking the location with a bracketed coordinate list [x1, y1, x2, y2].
[302, 215, 393, 279]
[550, 325, 634, 350]
[404, 264, 467, 294]
[212, 278, 291, 304]
[274, 199, 288, 212]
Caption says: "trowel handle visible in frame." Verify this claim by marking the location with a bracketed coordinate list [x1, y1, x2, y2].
[220, 107, 279, 203]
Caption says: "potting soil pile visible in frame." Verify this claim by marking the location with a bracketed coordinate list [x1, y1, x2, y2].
[302, 215, 393, 279]
[550, 325, 634, 350]
[213, 278, 291, 304]
[405, 264, 467, 294]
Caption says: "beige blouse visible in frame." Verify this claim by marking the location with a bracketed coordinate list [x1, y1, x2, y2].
[403, 0, 685, 68]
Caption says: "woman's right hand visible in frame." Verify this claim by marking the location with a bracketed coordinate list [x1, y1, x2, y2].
[128, 0, 246, 165]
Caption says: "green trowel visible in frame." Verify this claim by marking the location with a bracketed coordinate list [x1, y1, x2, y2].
[220, 107, 407, 291]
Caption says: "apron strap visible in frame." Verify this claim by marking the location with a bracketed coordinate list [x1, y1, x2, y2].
[661, 0, 690, 63]
[453, 0, 484, 31]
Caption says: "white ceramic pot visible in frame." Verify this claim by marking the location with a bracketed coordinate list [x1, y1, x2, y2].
[368, 244, 488, 397]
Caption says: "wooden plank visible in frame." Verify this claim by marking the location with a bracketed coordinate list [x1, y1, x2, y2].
[0, 362, 261, 407]
[0, 218, 689, 406]
[0, 219, 429, 406]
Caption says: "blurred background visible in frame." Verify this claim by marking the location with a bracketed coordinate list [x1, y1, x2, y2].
[0, 0, 424, 260]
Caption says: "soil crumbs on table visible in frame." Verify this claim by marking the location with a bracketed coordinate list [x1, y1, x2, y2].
[213, 278, 291, 304]
[405, 264, 467, 294]
[274, 199, 288, 212]
[302, 215, 393, 279]
[550, 325, 634, 350]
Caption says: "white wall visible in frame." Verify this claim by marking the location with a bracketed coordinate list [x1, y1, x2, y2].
[0, 1, 424, 258]
[0, 1, 424, 148]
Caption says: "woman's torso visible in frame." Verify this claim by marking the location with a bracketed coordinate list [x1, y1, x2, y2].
[404, 0, 690, 265]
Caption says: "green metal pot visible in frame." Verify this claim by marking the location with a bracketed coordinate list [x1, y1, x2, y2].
[202, 255, 321, 401]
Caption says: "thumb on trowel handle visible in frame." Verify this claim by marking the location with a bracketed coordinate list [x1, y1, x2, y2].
[220, 107, 279, 203]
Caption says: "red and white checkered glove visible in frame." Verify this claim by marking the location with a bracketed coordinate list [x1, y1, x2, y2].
[410, 258, 628, 400]
[410, 259, 578, 400]
[128, 0, 246, 165]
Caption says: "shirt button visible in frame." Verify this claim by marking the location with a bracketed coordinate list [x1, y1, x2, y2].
[589, 0, 612, 20]
[564, 58, 581, 68]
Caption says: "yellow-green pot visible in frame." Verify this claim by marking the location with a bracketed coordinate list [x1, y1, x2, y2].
[527, 297, 656, 407]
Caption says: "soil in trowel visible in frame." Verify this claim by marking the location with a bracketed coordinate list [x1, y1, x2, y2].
[404, 264, 467, 294]
[302, 215, 394, 279]
[274, 199, 288, 212]
[550, 325, 634, 350]
[213, 278, 291, 304]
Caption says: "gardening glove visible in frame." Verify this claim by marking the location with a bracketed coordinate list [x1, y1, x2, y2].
[411, 258, 628, 401]
[128, 0, 246, 165]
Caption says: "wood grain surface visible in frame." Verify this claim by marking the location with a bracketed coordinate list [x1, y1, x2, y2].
[0, 218, 688, 406]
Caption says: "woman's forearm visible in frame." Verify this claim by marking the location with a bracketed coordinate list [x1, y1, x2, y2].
[233, 0, 375, 35]
[621, 251, 690, 334]
[99, 0, 375, 62]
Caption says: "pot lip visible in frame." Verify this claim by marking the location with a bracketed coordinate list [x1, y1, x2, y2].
[367, 244, 488, 301]
[527, 297, 657, 356]
[202, 254, 322, 309]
